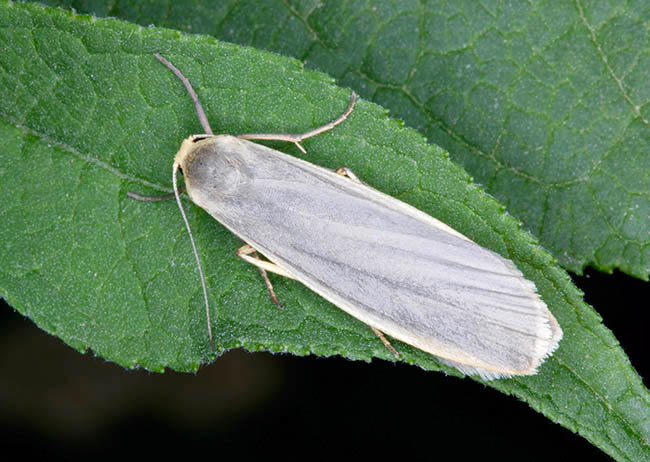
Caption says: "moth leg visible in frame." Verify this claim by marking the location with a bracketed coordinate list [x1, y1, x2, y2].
[370, 326, 400, 359]
[236, 244, 295, 309]
[236, 244, 294, 278]
[127, 186, 186, 202]
[334, 166, 362, 183]
[237, 93, 357, 154]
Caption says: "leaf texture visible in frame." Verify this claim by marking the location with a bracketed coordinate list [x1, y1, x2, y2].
[0, 2, 648, 460]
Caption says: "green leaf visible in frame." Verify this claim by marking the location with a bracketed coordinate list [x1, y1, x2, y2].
[0, 2, 648, 461]
[34, 0, 650, 279]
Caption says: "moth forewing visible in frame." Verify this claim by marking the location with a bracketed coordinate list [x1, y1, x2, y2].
[175, 135, 562, 379]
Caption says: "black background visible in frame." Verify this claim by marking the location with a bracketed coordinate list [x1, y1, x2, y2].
[0, 268, 646, 460]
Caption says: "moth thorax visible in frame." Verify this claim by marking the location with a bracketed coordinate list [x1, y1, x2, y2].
[181, 138, 248, 206]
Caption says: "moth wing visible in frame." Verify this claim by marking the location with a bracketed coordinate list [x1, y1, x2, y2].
[195, 137, 562, 379]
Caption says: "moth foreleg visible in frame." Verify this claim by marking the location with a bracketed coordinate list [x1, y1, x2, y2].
[127, 186, 186, 202]
[237, 93, 357, 154]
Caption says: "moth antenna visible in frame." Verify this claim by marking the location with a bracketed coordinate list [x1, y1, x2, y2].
[173, 161, 215, 354]
[154, 53, 214, 135]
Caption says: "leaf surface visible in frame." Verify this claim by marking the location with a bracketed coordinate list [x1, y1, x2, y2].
[0, 2, 648, 460]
